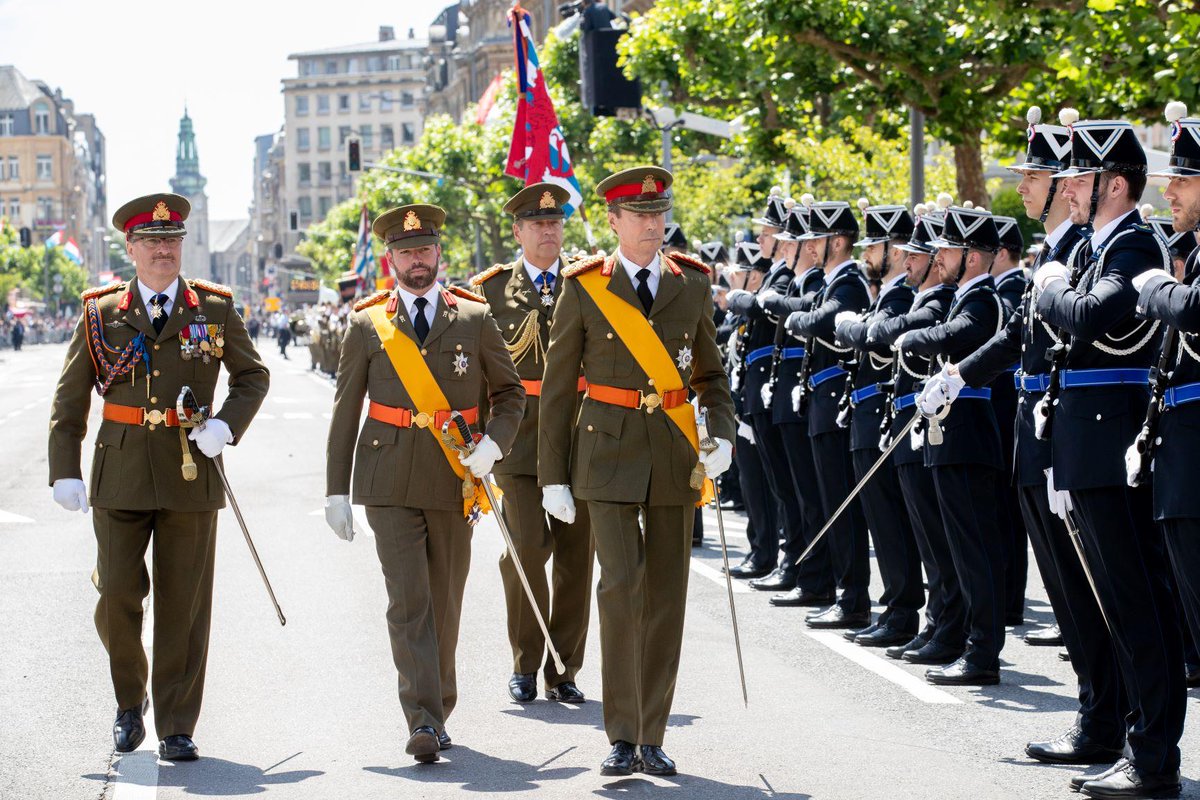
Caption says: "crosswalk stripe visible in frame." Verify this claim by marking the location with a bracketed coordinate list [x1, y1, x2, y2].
[0, 509, 34, 523]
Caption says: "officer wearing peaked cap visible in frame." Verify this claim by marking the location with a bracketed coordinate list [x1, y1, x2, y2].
[904, 204, 1008, 686]
[470, 182, 595, 707]
[49, 192, 269, 761]
[1030, 113, 1184, 798]
[784, 200, 874, 630]
[325, 202, 526, 763]
[935, 107, 1127, 769]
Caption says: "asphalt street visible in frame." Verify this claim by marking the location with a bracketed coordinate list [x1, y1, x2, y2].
[3, 339, 1200, 799]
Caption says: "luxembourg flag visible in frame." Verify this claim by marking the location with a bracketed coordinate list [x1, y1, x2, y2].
[63, 237, 83, 265]
[45, 229, 64, 247]
[352, 204, 376, 293]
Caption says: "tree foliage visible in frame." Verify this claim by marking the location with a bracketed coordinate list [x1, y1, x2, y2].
[0, 223, 89, 313]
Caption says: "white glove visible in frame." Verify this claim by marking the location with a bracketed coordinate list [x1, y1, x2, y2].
[1132, 268, 1175, 293]
[835, 311, 863, 328]
[756, 289, 782, 308]
[918, 364, 965, 415]
[52, 478, 89, 514]
[458, 435, 502, 478]
[893, 330, 911, 352]
[699, 438, 734, 478]
[188, 418, 234, 458]
[736, 419, 756, 445]
[1125, 442, 1145, 488]
[1033, 261, 1071, 292]
[324, 495, 354, 542]
[726, 289, 755, 314]
[1044, 468, 1074, 522]
[542, 484, 576, 524]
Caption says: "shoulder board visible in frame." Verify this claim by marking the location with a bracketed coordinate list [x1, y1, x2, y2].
[446, 285, 486, 304]
[81, 281, 124, 301]
[189, 278, 233, 298]
[562, 254, 605, 278]
[353, 290, 390, 311]
[667, 251, 711, 275]
[1133, 223, 1152, 233]
[469, 263, 512, 287]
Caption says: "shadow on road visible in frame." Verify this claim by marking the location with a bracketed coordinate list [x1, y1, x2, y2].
[594, 774, 811, 799]
[967, 669, 1080, 714]
[83, 753, 324, 795]
[499, 702, 701, 733]
[364, 745, 587, 791]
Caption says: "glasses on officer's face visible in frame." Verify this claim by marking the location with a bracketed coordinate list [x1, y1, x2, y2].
[133, 237, 183, 250]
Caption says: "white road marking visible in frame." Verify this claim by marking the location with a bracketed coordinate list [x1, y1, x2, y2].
[110, 594, 159, 799]
[282, 412, 313, 420]
[0, 509, 34, 523]
[805, 631, 962, 705]
[689, 558, 752, 593]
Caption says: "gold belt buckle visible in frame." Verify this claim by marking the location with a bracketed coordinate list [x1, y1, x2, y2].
[413, 411, 431, 429]
[639, 390, 662, 412]
[144, 409, 165, 426]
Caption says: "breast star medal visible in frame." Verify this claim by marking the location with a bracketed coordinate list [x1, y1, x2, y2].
[453, 352, 469, 376]
[676, 345, 693, 371]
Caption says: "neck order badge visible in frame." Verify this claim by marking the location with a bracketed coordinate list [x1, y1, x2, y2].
[573, 268, 714, 506]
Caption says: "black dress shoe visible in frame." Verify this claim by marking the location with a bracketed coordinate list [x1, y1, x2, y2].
[1071, 759, 1127, 792]
[726, 560, 772, 579]
[902, 641, 963, 665]
[805, 605, 871, 630]
[438, 730, 452, 750]
[600, 740, 636, 776]
[748, 568, 797, 592]
[926, 657, 1000, 686]
[769, 588, 834, 608]
[508, 672, 537, 703]
[546, 682, 586, 703]
[843, 622, 880, 642]
[1026, 724, 1124, 765]
[856, 627, 916, 648]
[113, 698, 148, 753]
[635, 745, 677, 776]
[406, 726, 440, 764]
[1081, 759, 1180, 798]
[1025, 623, 1064, 646]
[158, 734, 199, 761]
[1006, 614, 1025, 627]
[692, 534, 703, 547]
[1060, 651, 1072, 661]
[886, 635, 928, 660]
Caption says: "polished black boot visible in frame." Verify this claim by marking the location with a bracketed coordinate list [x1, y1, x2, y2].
[600, 741, 636, 776]
[158, 735, 199, 761]
[635, 745, 677, 776]
[113, 698, 148, 753]
[508, 672, 537, 703]
[1025, 724, 1123, 765]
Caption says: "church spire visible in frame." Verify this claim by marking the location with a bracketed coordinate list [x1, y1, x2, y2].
[170, 106, 206, 196]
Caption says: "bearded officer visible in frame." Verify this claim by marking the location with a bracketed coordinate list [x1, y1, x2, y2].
[325, 204, 525, 763]
[49, 193, 269, 761]
[470, 183, 593, 706]
[539, 166, 736, 777]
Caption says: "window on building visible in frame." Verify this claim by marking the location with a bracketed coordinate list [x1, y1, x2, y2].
[338, 161, 348, 182]
[402, 123, 416, 144]
[298, 196, 313, 219]
[8, 198, 19, 219]
[367, 56, 384, 72]
[296, 128, 310, 150]
[8, 156, 18, 180]
[400, 91, 415, 108]
[325, 60, 338, 75]
[318, 126, 331, 150]
[318, 196, 333, 218]
[34, 106, 50, 135]
[300, 60, 313, 76]
[359, 125, 373, 149]
[358, 92, 371, 112]
[380, 125, 395, 150]
[0, 114, 13, 136]
[338, 125, 352, 145]
[317, 94, 330, 115]
[37, 196, 52, 221]
[338, 94, 350, 113]
[380, 91, 393, 112]
[318, 161, 332, 184]
[36, 155, 52, 180]
[295, 95, 309, 116]
[387, 55, 402, 71]
[346, 58, 359, 74]
[297, 162, 312, 186]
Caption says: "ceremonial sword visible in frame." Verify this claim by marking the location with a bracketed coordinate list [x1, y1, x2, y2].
[177, 387, 287, 626]
[443, 411, 567, 675]
[1041, 468, 1116, 638]
[691, 408, 748, 707]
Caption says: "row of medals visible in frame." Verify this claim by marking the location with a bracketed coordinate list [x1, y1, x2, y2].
[180, 324, 225, 363]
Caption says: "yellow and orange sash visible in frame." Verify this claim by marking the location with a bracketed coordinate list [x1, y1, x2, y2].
[574, 269, 714, 505]
[366, 305, 496, 519]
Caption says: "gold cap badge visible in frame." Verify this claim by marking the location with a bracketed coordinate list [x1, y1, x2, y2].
[641, 175, 657, 194]
[538, 191, 555, 209]
[403, 210, 422, 231]
[152, 201, 171, 221]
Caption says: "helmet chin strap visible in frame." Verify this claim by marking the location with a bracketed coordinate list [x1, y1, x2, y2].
[1039, 177, 1058, 224]
[954, 249, 969, 285]
[1084, 172, 1101, 234]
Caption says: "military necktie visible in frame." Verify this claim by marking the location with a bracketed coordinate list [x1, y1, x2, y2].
[151, 293, 169, 335]
[635, 268, 654, 315]
[412, 297, 430, 343]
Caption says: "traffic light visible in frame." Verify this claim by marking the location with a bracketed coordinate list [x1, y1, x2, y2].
[289, 211, 299, 231]
[347, 138, 362, 172]
[19, 227, 31, 248]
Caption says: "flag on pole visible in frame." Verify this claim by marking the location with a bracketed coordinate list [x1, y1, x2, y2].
[352, 204, 376, 294]
[45, 229, 64, 247]
[475, 73, 506, 126]
[63, 237, 83, 264]
[505, 3, 585, 219]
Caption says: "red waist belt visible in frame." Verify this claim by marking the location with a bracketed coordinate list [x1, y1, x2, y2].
[586, 383, 688, 411]
[103, 402, 181, 427]
[367, 402, 478, 431]
[522, 377, 588, 397]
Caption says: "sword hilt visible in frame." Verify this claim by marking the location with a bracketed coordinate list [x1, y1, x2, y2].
[450, 410, 476, 451]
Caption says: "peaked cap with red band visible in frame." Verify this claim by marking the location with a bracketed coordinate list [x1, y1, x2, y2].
[112, 192, 190, 238]
[596, 165, 673, 213]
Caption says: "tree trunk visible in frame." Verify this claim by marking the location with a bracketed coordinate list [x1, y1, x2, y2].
[953, 129, 989, 208]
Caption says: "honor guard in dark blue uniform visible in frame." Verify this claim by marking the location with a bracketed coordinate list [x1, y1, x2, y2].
[871, 205, 966, 665]
[832, 200, 925, 646]
[904, 205, 1007, 686]
[1144, 213, 1198, 279]
[704, 241, 746, 515]
[758, 197, 836, 607]
[724, 238, 781, 578]
[932, 107, 1127, 768]
[784, 201, 873, 629]
[1032, 115, 1182, 799]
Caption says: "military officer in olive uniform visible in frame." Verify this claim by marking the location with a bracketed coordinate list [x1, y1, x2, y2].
[324, 204, 525, 764]
[49, 193, 269, 761]
[470, 183, 593, 706]
[539, 166, 736, 777]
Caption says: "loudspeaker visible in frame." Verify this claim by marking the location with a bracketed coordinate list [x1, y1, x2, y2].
[579, 29, 641, 117]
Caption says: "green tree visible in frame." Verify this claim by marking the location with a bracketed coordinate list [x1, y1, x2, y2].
[0, 224, 86, 313]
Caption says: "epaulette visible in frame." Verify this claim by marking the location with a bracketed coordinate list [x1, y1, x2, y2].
[189, 278, 233, 298]
[81, 281, 124, 301]
[469, 263, 511, 287]
[446, 285, 486, 304]
[562, 254, 605, 278]
[667, 251, 712, 275]
[354, 290, 390, 311]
